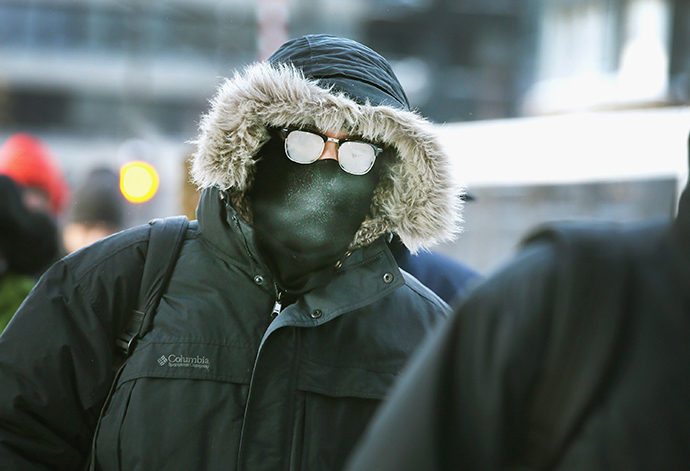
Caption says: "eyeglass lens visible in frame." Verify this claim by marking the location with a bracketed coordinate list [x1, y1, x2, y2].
[284, 129, 378, 175]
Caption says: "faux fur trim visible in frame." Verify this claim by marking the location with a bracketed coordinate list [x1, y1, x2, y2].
[191, 62, 464, 252]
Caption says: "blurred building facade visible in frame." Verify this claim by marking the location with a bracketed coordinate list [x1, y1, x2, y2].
[363, 0, 690, 121]
[3, 0, 687, 138]
[0, 0, 688, 268]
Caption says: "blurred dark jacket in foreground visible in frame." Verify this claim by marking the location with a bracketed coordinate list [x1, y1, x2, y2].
[346, 135, 690, 470]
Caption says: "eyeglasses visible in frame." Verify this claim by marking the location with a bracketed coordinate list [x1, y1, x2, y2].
[278, 127, 383, 175]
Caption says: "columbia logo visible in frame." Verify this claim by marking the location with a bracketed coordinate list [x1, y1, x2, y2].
[156, 353, 211, 370]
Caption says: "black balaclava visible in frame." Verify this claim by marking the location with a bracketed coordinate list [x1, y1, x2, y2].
[248, 136, 382, 291]
[247, 35, 409, 291]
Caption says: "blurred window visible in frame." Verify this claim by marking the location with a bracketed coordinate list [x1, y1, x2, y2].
[62, 6, 88, 48]
[0, 2, 30, 47]
[26, 4, 84, 49]
[0, 2, 224, 60]
[88, 7, 130, 53]
[7, 89, 69, 128]
[155, 6, 218, 57]
[364, 19, 421, 57]
[155, 100, 205, 136]
[70, 95, 120, 134]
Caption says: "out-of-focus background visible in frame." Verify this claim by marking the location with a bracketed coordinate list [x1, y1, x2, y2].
[1, 0, 689, 274]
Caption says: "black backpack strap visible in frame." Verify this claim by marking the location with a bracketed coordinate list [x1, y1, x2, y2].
[114, 215, 189, 364]
[87, 215, 189, 470]
[520, 222, 631, 469]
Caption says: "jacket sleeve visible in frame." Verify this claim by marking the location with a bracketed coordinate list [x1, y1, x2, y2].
[345, 241, 558, 471]
[0, 232, 147, 470]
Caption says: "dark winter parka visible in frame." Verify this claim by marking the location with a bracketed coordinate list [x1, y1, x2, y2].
[0, 35, 462, 470]
[346, 140, 690, 470]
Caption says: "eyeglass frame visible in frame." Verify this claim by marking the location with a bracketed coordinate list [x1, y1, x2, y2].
[277, 127, 384, 175]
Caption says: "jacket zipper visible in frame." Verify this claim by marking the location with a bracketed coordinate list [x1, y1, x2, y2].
[271, 283, 283, 318]
[227, 205, 283, 320]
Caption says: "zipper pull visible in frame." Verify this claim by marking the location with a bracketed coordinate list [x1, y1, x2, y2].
[271, 290, 283, 318]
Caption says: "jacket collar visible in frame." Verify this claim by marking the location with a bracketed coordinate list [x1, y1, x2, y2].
[260, 236, 404, 340]
[197, 187, 264, 273]
[197, 187, 404, 304]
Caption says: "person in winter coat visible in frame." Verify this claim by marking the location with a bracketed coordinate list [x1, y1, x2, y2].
[62, 166, 127, 254]
[0, 175, 59, 332]
[0, 34, 463, 471]
[345, 132, 690, 471]
[0, 133, 66, 332]
[0, 133, 69, 216]
[388, 233, 481, 306]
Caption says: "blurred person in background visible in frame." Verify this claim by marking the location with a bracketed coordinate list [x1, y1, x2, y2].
[0, 133, 69, 217]
[0, 133, 67, 332]
[0, 175, 59, 332]
[389, 233, 481, 306]
[62, 166, 127, 254]
[389, 194, 481, 306]
[346, 131, 690, 471]
[0, 34, 462, 470]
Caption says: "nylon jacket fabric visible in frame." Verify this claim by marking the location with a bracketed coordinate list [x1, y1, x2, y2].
[0, 187, 449, 470]
[346, 199, 690, 469]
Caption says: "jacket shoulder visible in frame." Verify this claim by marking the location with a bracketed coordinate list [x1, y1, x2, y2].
[61, 224, 152, 282]
[399, 271, 451, 315]
[521, 219, 666, 261]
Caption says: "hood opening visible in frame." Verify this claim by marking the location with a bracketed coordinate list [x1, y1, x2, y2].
[191, 36, 464, 253]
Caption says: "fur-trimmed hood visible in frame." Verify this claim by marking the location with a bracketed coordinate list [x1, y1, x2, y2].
[191, 35, 463, 253]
